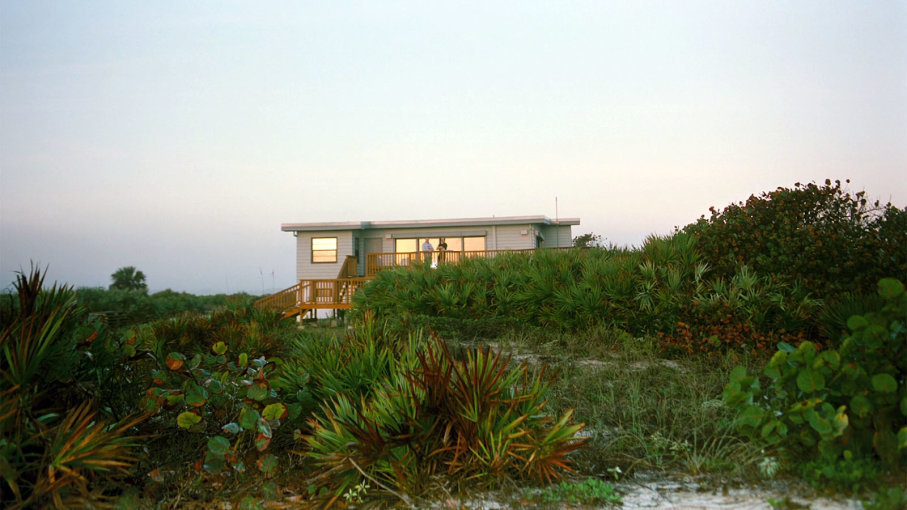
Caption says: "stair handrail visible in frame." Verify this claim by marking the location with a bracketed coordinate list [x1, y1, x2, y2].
[254, 281, 301, 312]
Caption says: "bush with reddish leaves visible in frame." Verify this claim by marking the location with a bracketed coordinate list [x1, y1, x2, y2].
[683, 179, 907, 299]
[658, 301, 815, 358]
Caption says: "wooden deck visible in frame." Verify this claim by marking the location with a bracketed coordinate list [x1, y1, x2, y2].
[365, 248, 540, 276]
[254, 278, 370, 319]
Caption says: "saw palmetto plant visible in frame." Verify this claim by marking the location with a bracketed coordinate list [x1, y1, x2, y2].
[1, 266, 146, 509]
[302, 331, 587, 505]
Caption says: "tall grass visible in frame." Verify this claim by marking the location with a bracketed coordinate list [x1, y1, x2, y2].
[483, 325, 766, 479]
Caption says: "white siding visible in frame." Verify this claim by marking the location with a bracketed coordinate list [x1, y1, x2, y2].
[293, 222, 576, 279]
[538, 225, 574, 248]
[489, 224, 535, 250]
[295, 231, 354, 280]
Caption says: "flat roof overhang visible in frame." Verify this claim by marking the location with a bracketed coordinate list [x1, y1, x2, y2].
[281, 215, 580, 233]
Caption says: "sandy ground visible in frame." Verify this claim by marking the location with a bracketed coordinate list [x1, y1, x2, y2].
[445, 476, 867, 509]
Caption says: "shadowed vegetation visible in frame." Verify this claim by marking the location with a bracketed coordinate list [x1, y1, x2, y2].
[2, 179, 904, 507]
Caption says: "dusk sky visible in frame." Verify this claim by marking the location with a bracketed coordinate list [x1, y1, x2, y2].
[2, 1, 905, 295]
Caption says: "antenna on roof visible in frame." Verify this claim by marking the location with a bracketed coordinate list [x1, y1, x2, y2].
[555, 196, 559, 223]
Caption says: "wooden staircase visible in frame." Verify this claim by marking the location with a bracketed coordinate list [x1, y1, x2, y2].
[254, 256, 369, 319]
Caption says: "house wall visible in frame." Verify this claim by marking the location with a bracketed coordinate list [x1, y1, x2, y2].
[538, 225, 574, 248]
[294, 223, 574, 279]
[294, 230, 355, 281]
[361, 224, 537, 253]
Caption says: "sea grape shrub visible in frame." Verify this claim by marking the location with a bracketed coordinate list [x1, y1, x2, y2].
[723, 278, 907, 481]
[657, 302, 812, 358]
[685, 179, 907, 298]
[141, 339, 295, 479]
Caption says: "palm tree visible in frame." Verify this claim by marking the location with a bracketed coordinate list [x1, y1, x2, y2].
[109, 266, 147, 293]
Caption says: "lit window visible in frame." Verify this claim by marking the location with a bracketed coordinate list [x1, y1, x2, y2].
[395, 239, 417, 253]
[312, 237, 338, 263]
[463, 236, 485, 251]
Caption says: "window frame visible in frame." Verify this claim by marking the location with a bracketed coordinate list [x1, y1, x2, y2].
[311, 237, 338, 264]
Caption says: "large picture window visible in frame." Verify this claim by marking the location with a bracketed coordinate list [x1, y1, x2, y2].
[394, 236, 485, 253]
[312, 237, 338, 263]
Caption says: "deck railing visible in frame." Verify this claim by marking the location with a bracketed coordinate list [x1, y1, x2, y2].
[306, 278, 371, 307]
[365, 248, 544, 276]
[255, 281, 303, 316]
[254, 277, 371, 316]
[337, 255, 358, 278]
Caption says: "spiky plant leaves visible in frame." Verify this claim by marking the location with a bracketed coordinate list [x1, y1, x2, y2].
[514, 409, 588, 484]
[0, 289, 78, 388]
[34, 402, 147, 509]
[302, 330, 588, 501]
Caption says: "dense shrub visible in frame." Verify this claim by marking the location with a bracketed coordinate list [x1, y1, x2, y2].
[1, 268, 146, 508]
[74, 287, 258, 328]
[723, 278, 907, 488]
[354, 237, 822, 356]
[684, 179, 907, 298]
[658, 266, 824, 356]
[132, 304, 298, 488]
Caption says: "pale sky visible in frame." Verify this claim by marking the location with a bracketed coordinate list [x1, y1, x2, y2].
[2, 1, 905, 294]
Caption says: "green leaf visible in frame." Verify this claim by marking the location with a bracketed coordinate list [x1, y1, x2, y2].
[238, 352, 249, 367]
[871, 373, 898, 394]
[257, 417, 273, 439]
[850, 395, 873, 418]
[797, 369, 825, 393]
[240, 409, 261, 430]
[177, 411, 202, 429]
[208, 436, 231, 456]
[777, 342, 795, 353]
[728, 365, 748, 383]
[222, 422, 241, 434]
[877, 278, 904, 299]
[262, 403, 288, 421]
[818, 350, 840, 370]
[831, 407, 849, 437]
[846, 314, 869, 331]
[166, 352, 186, 370]
[247, 385, 268, 401]
[737, 406, 765, 430]
[204, 450, 225, 473]
[257, 453, 278, 475]
[287, 403, 303, 421]
[898, 427, 907, 450]
[808, 411, 831, 435]
[185, 385, 208, 407]
[255, 433, 271, 451]
[212, 341, 228, 355]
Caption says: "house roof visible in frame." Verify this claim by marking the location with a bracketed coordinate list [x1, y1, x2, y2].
[281, 215, 580, 233]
